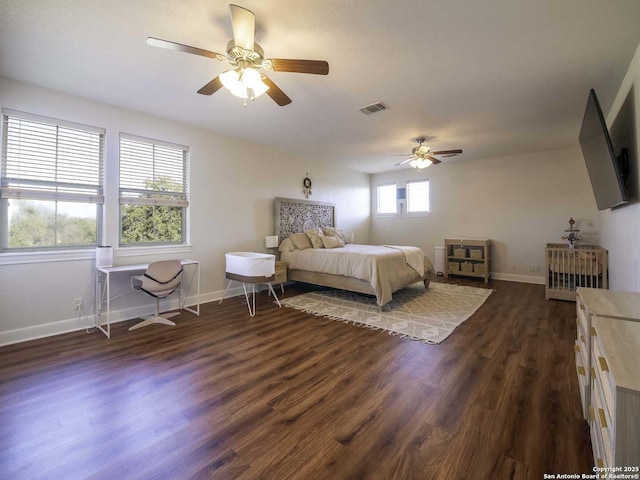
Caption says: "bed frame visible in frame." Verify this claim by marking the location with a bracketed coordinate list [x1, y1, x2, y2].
[274, 197, 430, 302]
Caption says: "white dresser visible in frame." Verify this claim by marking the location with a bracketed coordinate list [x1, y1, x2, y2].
[575, 287, 640, 469]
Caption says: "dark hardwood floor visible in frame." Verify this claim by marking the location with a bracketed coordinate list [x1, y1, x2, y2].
[0, 278, 593, 479]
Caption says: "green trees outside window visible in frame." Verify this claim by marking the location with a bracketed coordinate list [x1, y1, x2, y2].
[8, 200, 96, 248]
[120, 177, 184, 245]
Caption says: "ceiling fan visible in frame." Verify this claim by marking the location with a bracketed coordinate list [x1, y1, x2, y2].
[388, 138, 463, 169]
[147, 4, 329, 106]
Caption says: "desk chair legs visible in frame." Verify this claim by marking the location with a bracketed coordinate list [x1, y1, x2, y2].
[129, 299, 180, 331]
[219, 281, 281, 317]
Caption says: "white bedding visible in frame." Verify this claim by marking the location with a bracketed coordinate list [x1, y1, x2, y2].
[383, 245, 425, 277]
[281, 243, 433, 306]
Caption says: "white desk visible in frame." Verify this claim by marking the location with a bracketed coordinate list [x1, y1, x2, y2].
[95, 259, 200, 338]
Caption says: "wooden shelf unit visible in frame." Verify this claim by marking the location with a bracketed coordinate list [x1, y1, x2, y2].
[575, 288, 640, 469]
[444, 238, 491, 283]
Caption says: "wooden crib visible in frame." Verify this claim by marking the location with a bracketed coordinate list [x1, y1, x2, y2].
[545, 244, 608, 301]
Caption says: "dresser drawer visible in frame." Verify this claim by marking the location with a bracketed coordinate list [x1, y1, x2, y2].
[576, 298, 589, 336]
[575, 342, 589, 416]
[575, 318, 591, 418]
[592, 334, 615, 420]
[589, 395, 607, 468]
[574, 342, 583, 369]
[578, 337, 588, 376]
[592, 370, 614, 466]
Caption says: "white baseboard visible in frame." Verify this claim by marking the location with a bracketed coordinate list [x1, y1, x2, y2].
[0, 316, 90, 347]
[491, 272, 546, 285]
[0, 285, 247, 347]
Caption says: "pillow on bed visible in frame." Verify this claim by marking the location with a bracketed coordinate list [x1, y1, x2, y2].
[289, 233, 313, 250]
[321, 235, 345, 249]
[304, 227, 324, 236]
[306, 232, 324, 249]
[323, 227, 350, 244]
[278, 237, 296, 252]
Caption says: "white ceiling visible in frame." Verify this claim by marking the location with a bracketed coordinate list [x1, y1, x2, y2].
[2, 0, 640, 173]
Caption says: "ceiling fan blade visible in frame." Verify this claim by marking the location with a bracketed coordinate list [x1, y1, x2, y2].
[147, 37, 222, 60]
[394, 157, 414, 166]
[427, 156, 442, 165]
[262, 75, 292, 106]
[431, 149, 463, 156]
[270, 59, 329, 75]
[197, 76, 224, 95]
[230, 4, 255, 51]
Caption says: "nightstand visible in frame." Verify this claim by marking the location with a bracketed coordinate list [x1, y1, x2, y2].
[273, 260, 287, 293]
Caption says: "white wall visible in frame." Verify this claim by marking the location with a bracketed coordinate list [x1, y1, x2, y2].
[601, 41, 640, 292]
[371, 148, 599, 283]
[0, 77, 371, 344]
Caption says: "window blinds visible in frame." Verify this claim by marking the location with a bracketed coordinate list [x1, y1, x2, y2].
[119, 134, 189, 207]
[1, 109, 105, 203]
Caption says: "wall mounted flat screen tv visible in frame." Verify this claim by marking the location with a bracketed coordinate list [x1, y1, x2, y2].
[578, 88, 628, 210]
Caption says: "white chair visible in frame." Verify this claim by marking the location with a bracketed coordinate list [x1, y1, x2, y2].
[129, 260, 183, 331]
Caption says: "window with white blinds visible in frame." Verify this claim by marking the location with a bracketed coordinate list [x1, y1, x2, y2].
[1, 109, 104, 250]
[119, 134, 189, 246]
[407, 179, 429, 213]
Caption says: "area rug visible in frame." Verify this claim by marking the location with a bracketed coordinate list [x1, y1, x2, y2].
[280, 282, 493, 344]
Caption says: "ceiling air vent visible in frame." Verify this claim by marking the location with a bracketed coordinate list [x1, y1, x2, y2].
[358, 102, 389, 115]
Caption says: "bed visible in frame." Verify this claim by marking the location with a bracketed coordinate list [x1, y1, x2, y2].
[274, 197, 433, 306]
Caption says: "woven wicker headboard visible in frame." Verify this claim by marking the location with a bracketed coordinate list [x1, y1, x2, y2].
[274, 197, 336, 240]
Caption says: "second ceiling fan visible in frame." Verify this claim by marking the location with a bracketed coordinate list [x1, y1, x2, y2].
[147, 4, 329, 106]
[389, 138, 463, 169]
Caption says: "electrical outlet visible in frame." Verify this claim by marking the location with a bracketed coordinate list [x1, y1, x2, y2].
[512, 264, 517, 272]
[535, 266, 541, 273]
[73, 297, 83, 311]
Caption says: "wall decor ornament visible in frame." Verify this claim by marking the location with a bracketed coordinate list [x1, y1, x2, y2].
[302, 174, 312, 198]
[561, 217, 582, 248]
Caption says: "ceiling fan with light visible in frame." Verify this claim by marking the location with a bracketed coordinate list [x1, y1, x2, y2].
[147, 4, 329, 106]
[388, 138, 463, 169]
